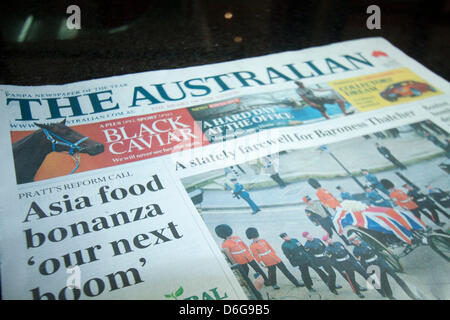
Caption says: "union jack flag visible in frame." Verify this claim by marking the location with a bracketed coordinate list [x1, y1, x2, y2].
[333, 206, 426, 245]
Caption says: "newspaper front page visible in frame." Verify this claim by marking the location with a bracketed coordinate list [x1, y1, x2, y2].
[0, 37, 449, 300]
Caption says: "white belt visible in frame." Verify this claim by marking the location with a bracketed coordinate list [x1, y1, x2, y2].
[366, 256, 377, 263]
[260, 250, 272, 256]
[336, 255, 350, 262]
[314, 253, 325, 258]
[231, 249, 247, 255]
[441, 197, 449, 201]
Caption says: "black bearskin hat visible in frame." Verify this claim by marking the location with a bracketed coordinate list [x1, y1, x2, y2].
[307, 178, 321, 189]
[380, 178, 394, 190]
[246, 227, 259, 239]
[215, 224, 233, 239]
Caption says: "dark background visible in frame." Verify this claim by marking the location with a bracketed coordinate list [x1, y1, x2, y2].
[0, 0, 449, 85]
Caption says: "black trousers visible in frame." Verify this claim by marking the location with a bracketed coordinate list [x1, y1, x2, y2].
[314, 258, 337, 291]
[239, 260, 270, 283]
[410, 208, 433, 223]
[270, 173, 287, 188]
[436, 205, 450, 219]
[335, 261, 367, 295]
[267, 261, 300, 286]
[386, 155, 406, 170]
[298, 262, 329, 289]
[319, 216, 335, 237]
[235, 263, 264, 300]
[421, 203, 449, 222]
[422, 205, 442, 224]
[412, 207, 442, 226]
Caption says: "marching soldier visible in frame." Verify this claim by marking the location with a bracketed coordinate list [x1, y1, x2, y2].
[230, 178, 261, 215]
[364, 185, 393, 208]
[349, 235, 418, 300]
[361, 169, 390, 196]
[302, 231, 340, 295]
[246, 227, 304, 290]
[280, 232, 330, 293]
[307, 178, 341, 213]
[215, 224, 270, 285]
[403, 184, 446, 226]
[303, 195, 335, 237]
[426, 185, 450, 213]
[425, 131, 450, 158]
[381, 179, 437, 226]
[336, 186, 355, 201]
[306, 180, 354, 245]
[261, 155, 287, 189]
[323, 235, 367, 298]
[375, 142, 407, 170]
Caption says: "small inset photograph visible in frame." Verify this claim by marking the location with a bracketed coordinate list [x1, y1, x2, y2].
[182, 119, 450, 300]
[379, 80, 437, 102]
[10, 108, 205, 184]
[188, 81, 356, 143]
[329, 68, 443, 111]
[10, 119, 105, 185]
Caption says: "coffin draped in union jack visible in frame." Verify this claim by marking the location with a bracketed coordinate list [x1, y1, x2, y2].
[333, 201, 426, 245]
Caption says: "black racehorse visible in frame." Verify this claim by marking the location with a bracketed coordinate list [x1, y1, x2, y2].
[12, 119, 104, 184]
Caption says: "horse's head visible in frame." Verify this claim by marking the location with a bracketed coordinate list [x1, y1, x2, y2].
[34, 119, 104, 156]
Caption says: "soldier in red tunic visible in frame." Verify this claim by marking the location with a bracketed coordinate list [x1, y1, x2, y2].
[215, 224, 269, 285]
[246, 227, 303, 290]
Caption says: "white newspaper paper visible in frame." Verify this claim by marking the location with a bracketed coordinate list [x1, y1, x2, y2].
[1, 37, 449, 300]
